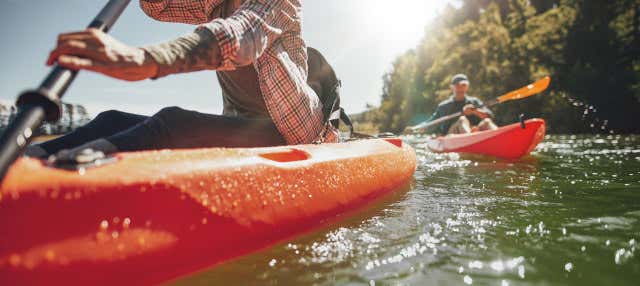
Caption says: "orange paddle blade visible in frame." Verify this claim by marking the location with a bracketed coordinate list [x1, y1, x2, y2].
[497, 76, 551, 103]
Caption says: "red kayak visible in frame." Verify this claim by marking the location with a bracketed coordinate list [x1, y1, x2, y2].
[426, 119, 546, 159]
[0, 138, 415, 285]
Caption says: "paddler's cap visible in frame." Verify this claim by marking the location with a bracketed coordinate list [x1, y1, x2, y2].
[451, 74, 470, 85]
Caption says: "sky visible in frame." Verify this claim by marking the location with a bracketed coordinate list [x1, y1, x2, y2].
[0, 0, 449, 116]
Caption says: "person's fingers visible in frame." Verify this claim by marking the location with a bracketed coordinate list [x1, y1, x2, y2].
[48, 40, 85, 65]
[57, 32, 93, 44]
[56, 55, 90, 70]
[50, 29, 105, 65]
[48, 39, 105, 65]
[56, 28, 103, 43]
[57, 55, 107, 73]
[61, 35, 102, 49]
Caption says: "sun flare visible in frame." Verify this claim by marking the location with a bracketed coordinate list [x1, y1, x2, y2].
[364, 0, 446, 51]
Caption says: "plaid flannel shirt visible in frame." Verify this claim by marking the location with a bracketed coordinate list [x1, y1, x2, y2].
[140, 0, 338, 144]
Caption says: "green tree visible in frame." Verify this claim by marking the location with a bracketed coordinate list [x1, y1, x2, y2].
[366, 0, 640, 134]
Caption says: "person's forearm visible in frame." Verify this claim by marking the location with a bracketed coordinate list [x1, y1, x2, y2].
[142, 28, 221, 78]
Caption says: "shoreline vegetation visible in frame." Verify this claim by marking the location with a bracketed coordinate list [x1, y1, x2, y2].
[351, 0, 640, 135]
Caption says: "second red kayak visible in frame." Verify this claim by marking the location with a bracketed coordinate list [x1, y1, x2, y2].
[426, 119, 546, 159]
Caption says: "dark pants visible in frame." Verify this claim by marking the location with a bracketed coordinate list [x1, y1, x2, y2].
[38, 107, 286, 155]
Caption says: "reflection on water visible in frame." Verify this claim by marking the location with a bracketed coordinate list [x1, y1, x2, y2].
[173, 135, 640, 286]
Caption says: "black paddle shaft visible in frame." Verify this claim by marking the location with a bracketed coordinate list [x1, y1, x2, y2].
[0, 0, 131, 180]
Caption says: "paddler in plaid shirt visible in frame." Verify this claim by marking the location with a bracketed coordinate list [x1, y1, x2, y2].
[26, 0, 338, 159]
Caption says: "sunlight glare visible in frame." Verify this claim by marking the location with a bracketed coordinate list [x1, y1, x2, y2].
[364, 0, 445, 51]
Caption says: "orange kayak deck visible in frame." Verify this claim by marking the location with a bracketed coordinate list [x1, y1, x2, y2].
[0, 138, 416, 285]
[426, 119, 546, 159]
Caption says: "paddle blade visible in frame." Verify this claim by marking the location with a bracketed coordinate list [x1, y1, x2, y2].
[497, 76, 551, 103]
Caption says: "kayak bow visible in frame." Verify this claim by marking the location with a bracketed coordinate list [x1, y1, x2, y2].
[0, 138, 416, 285]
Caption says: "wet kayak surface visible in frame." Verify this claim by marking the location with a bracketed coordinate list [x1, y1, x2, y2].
[173, 135, 639, 286]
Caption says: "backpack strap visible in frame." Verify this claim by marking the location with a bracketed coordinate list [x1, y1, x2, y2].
[307, 47, 341, 126]
[306, 47, 355, 137]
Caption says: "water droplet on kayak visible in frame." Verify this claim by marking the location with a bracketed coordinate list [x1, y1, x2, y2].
[123, 217, 131, 229]
[111, 231, 119, 239]
[100, 220, 109, 231]
[201, 218, 208, 225]
[268, 258, 277, 267]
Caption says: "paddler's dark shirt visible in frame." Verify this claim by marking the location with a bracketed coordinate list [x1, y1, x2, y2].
[217, 65, 270, 119]
[428, 95, 493, 135]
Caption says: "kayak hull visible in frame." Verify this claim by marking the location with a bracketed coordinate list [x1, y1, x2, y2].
[427, 119, 546, 159]
[0, 138, 416, 285]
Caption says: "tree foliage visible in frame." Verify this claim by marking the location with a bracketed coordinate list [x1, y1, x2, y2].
[366, 0, 640, 134]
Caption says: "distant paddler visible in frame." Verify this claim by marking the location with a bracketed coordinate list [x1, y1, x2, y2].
[407, 74, 498, 135]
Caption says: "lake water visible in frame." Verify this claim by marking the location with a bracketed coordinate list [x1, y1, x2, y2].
[173, 135, 640, 286]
